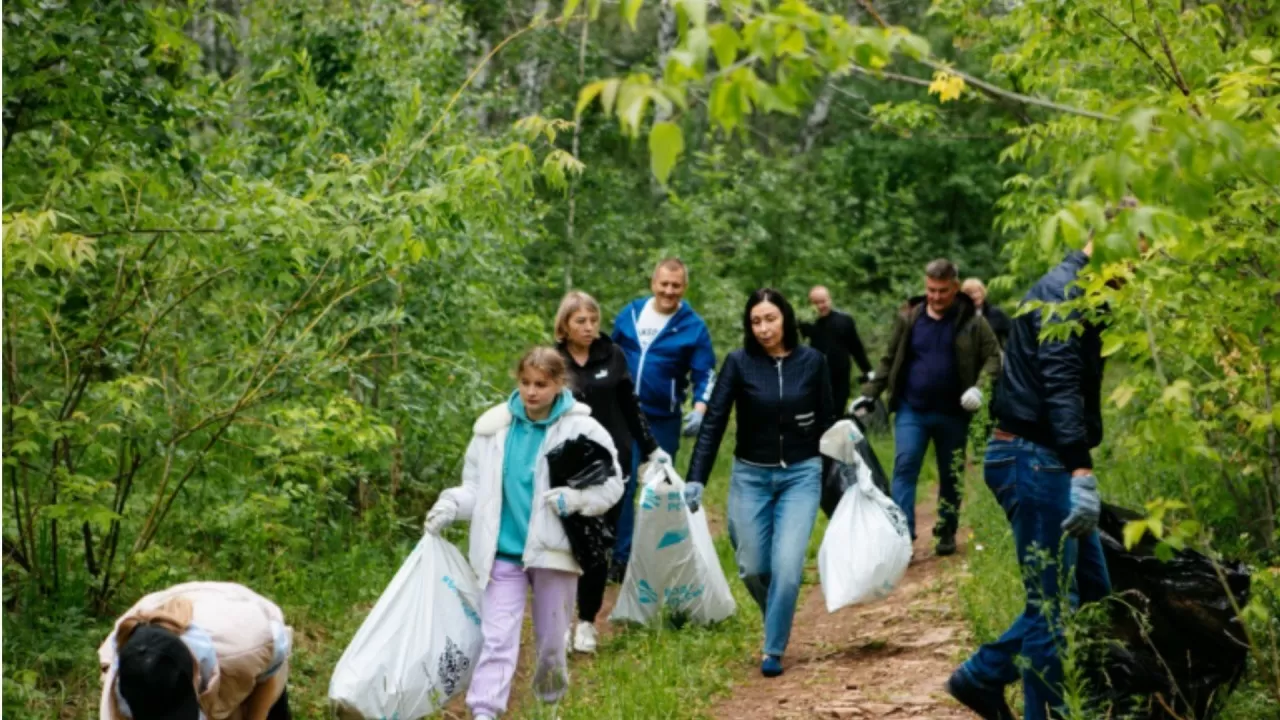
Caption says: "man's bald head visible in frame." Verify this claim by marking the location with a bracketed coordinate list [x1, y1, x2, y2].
[808, 286, 832, 317]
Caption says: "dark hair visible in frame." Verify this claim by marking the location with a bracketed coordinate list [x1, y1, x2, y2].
[925, 258, 959, 281]
[743, 288, 799, 356]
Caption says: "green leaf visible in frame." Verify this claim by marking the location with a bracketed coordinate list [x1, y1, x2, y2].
[677, 0, 708, 26]
[778, 29, 806, 58]
[899, 34, 930, 61]
[1250, 48, 1273, 65]
[561, 0, 581, 20]
[1122, 519, 1148, 549]
[1100, 333, 1126, 357]
[1110, 383, 1136, 409]
[622, 0, 643, 31]
[599, 78, 621, 115]
[576, 80, 607, 117]
[649, 121, 685, 186]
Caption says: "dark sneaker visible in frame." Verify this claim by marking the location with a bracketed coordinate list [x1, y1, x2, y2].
[945, 669, 1014, 720]
[761, 655, 784, 678]
[936, 534, 958, 557]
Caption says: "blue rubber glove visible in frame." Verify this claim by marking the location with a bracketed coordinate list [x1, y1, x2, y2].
[1062, 473, 1101, 536]
[682, 409, 704, 437]
[684, 482, 705, 513]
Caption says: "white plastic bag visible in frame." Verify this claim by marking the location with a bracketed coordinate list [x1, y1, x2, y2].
[610, 463, 736, 626]
[817, 463, 913, 613]
[329, 534, 483, 719]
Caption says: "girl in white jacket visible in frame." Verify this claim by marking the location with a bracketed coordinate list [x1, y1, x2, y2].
[424, 347, 623, 719]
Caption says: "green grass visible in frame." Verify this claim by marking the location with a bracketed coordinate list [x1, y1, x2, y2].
[2, 427, 921, 720]
[954, 444, 1280, 719]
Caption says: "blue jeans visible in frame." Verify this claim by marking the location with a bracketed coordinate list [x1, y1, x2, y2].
[613, 414, 682, 565]
[891, 404, 970, 540]
[957, 437, 1111, 720]
[726, 457, 822, 658]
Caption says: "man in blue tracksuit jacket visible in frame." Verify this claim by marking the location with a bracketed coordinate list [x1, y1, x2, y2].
[609, 257, 717, 576]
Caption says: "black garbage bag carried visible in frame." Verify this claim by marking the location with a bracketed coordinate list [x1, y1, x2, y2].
[821, 415, 890, 519]
[545, 434, 615, 572]
[1092, 503, 1251, 719]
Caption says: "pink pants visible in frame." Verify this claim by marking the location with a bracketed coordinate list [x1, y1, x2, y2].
[466, 559, 577, 717]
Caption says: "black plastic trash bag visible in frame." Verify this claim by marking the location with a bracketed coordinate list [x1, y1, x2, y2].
[1091, 503, 1251, 719]
[821, 415, 891, 519]
[545, 434, 615, 572]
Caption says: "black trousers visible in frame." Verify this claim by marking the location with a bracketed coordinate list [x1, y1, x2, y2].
[266, 687, 290, 720]
[577, 478, 625, 622]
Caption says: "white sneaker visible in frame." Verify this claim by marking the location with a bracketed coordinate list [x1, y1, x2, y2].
[572, 620, 598, 654]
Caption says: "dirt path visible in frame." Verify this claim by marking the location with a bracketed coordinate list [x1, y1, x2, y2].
[711, 505, 974, 720]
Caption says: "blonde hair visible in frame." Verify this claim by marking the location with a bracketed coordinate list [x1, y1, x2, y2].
[115, 596, 194, 650]
[516, 347, 570, 390]
[554, 291, 601, 343]
[961, 278, 986, 295]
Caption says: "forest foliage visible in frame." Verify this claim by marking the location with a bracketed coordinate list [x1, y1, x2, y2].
[4, 0, 1279, 716]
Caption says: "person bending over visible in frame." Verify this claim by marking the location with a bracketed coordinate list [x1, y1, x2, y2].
[98, 582, 293, 720]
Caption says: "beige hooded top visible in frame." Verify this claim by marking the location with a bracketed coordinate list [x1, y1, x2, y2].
[98, 582, 292, 720]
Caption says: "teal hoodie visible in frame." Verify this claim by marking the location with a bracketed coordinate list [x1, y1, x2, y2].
[497, 389, 575, 563]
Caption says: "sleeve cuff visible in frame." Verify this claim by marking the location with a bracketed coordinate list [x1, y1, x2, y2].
[1058, 444, 1093, 471]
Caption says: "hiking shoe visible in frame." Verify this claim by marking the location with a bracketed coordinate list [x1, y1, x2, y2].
[572, 620, 598, 654]
[761, 655, 784, 678]
[945, 669, 1014, 720]
[936, 534, 958, 557]
[607, 561, 627, 584]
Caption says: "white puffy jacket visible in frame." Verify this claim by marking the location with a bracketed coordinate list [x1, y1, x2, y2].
[441, 400, 623, 588]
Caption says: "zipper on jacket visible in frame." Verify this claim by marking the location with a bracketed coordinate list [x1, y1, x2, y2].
[633, 303, 680, 403]
[776, 357, 787, 468]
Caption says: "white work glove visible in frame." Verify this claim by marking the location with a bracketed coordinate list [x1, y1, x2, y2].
[1062, 473, 1102, 537]
[543, 488, 588, 518]
[682, 409, 704, 437]
[960, 387, 984, 412]
[849, 396, 874, 415]
[648, 448, 672, 465]
[865, 370, 877, 382]
[684, 481, 705, 513]
[424, 495, 457, 535]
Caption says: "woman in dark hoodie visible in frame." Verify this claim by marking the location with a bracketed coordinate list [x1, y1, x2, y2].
[685, 288, 836, 678]
[554, 290, 671, 654]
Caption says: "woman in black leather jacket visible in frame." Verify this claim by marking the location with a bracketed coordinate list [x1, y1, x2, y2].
[685, 288, 835, 678]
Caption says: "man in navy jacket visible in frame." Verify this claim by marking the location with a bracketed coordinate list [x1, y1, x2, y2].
[609, 258, 716, 575]
[948, 235, 1126, 720]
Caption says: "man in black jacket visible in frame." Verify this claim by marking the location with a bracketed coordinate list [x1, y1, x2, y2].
[799, 286, 873, 415]
[947, 242, 1118, 720]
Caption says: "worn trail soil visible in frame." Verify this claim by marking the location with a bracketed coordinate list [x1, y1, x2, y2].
[711, 505, 975, 720]
[444, 507, 975, 719]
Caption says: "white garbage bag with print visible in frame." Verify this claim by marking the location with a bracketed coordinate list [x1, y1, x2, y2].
[818, 421, 913, 613]
[610, 462, 736, 626]
[329, 533, 483, 720]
